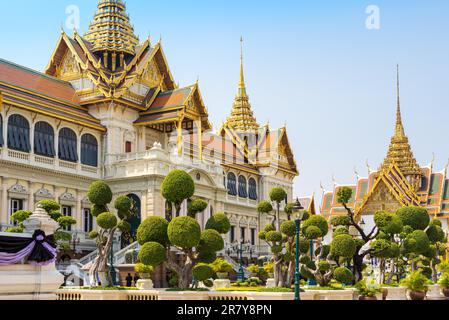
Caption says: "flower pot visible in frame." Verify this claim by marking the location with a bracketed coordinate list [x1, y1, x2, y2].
[442, 288, 449, 298]
[216, 272, 228, 280]
[140, 273, 152, 280]
[409, 291, 426, 301]
[359, 296, 377, 301]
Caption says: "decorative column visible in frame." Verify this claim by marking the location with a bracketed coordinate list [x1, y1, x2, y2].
[176, 118, 183, 157]
[196, 118, 203, 161]
[27, 182, 34, 212]
[76, 191, 82, 231]
[1, 180, 8, 228]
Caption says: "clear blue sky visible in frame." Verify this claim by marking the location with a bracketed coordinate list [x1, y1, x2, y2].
[1, 1, 449, 210]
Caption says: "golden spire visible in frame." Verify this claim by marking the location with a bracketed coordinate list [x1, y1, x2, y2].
[380, 65, 422, 186]
[225, 37, 259, 132]
[84, 0, 139, 56]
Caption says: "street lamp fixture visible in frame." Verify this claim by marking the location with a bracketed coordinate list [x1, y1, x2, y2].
[292, 198, 304, 301]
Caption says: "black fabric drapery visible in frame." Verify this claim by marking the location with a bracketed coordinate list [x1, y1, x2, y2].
[227, 173, 237, 196]
[7, 114, 31, 152]
[81, 134, 98, 167]
[238, 176, 248, 198]
[34, 121, 55, 157]
[58, 128, 78, 162]
[0, 114, 3, 147]
[0, 230, 57, 265]
[249, 178, 258, 200]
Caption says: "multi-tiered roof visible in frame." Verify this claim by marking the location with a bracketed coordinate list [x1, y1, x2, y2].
[84, 0, 139, 55]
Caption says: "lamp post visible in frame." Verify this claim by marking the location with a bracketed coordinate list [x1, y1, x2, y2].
[293, 198, 304, 301]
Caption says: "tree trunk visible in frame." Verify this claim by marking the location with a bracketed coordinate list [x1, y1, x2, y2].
[386, 259, 396, 284]
[276, 203, 280, 232]
[379, 259, 385, 285]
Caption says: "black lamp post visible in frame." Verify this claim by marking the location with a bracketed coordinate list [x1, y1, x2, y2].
[292, 198, 304, 301]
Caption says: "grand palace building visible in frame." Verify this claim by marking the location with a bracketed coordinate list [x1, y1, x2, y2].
[320, 68, 449, 234]
[0, 0, 301, 258]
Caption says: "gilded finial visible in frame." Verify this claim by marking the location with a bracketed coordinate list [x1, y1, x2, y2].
[238, 36, 247, 97]
[395, 64, 405, 137]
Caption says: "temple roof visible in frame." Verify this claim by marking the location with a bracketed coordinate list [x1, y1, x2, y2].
[224, 38, 259, 132]
[0, 59, 105, 131]
[84, 0, 139, 55]
[379, 66, 421, 178]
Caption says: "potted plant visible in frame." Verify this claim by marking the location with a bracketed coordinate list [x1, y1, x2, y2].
[438, 272, 449, 298]
[401, 269, 431, 300]
[263, 262, 274, 279]
[355, 279, 382, 300]
[211, 259, 234, 279]
[134, 263, 154, 290]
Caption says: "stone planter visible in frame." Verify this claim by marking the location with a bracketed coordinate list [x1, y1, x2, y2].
[98, 272, 110, 287]
[266, 279, 276, 288]
[384, 287, 407, 300]
[359, 296, 377, 301]
[213, 279, 231, 290]
[216, 272, 229, 280]
[427, 284, 446, 300]
[136, 279, 154, 290]
[0, 264, 64, 300]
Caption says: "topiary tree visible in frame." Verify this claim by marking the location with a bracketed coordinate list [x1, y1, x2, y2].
[269, 187, 288, 231]
[87, 181, 132, 287]
[257, 200, 274, 228]
[138, 214, 228, 289]
[397, 207, 430, 231]
[7, 200, 77, 251]
[334, 266, 354, 285]
[161, 170, 195, 217]
[187, 199, 208, 218]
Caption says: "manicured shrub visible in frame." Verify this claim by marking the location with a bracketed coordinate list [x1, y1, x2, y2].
[89, 230, 99, 239]
[88, 181, 113, 205]
[396, 206, 430, 231]
[271, 245, 283, 254]
[330, 216, 351, 227]
[138, 242, 166, 266]
[426, 225, 446, 243]
[118, 220, 131, 233]
[257, 201, 273, 214]
[404, 230, 431, 254]
[135, 263, 154, 275]
[205, 213, 231, 234]
[10, 210, 32, 223]
[161, 170, 195, 206]
[167, 216, 201, 249]
[315, 245, 331, 258]
[334, 267, 354, 285]
[197, 250, 217, 264]
[269, 188, 287, 203]
[299, 238, 310, 254]
[337, 187, 353, 204]
[333, 226, 349, 237]
[304, 226, 322, 240]
[199, 229, 224, 252]
[264, 224, 275, 233]
[266, 231, 283, 242]
[137, 216, 169, 246]
[331, 234, 356, 258]
[211, 259, 234, 273]
[188, 199, 208, 217]
[91, 204, 107, 218]
[37, 200, 60, 213]
[303, 215, 329, 238]
[114, 196, 132, 220]
[258, 231, 267, 240]
[318, 261, 331, 273]
[280, 220, 297, 237]
[430, 219, 442, 228]
[96, 212, 117, 230]
[374, 210, 403, 234]
[192, 263, 214, 281]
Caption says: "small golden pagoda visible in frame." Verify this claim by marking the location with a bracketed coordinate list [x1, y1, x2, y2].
[320, 67, 449, 224]
[225, 38, 260, 132]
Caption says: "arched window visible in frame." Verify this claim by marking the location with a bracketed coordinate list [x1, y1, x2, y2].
[0, 114, 3, 147]
[238, 176, 248, 198]
[227, 172, 237, 196]
[34, 122, 55, 158]
[58, 128, 78, 162]
[8, 115, 31, 152]
[249, 178, 258, 200]
[81, 134, 98, 167]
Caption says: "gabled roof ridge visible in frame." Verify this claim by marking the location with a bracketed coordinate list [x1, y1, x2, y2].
[0, 58, 73, 87]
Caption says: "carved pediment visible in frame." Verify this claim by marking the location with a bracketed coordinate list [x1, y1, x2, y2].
[60, 192, 76, 203]
[56, 50, 81, 80]
[141, 60, 162, 88]
[35, 188, 54, 199]
[9, 184, 27, 194]
[359, 180, 403, 215]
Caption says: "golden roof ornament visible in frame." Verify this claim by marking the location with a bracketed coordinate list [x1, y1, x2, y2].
[225, 37, 259, 132]
[379, 65, 422, 180]
[84, 0, 139, 56]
